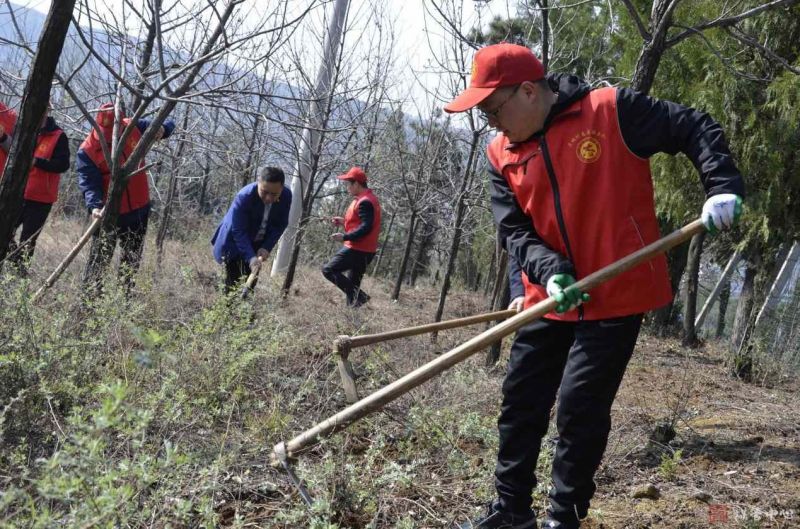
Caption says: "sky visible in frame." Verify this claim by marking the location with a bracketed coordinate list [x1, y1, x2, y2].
[10, 0, 514, 115]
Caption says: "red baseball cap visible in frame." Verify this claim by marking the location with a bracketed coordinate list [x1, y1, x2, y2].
[444, 43, 545, 113]
[337, 166, 367, 185]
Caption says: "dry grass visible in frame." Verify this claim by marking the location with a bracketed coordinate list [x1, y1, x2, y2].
[3, 217, 799, 528]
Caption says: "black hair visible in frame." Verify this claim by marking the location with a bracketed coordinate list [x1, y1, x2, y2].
[258, 166, 285, 186]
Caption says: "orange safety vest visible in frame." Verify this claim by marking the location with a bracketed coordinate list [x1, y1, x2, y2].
[0, 102, 18, 174]
[343, 189, 381, 253]
[24, 129, 65, 204]
[79, 119, 150, 214]
[487, 87, 672, 321]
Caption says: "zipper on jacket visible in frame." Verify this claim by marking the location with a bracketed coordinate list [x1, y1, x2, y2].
[540, 136, 584, 320]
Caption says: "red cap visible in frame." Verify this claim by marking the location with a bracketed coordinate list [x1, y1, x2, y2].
[337, 166, 367, 185]
[444, 43, 544, 113]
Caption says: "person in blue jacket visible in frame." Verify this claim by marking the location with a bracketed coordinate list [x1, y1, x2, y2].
[212, 166, 291, 292]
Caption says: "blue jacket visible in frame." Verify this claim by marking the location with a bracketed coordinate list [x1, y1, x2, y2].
[76, 118, 175, 218]
[211, 182, 292, 263]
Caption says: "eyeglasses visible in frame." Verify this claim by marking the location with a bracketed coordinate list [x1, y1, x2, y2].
[478, 85, 520, 122]
[258, 187, 282, 201]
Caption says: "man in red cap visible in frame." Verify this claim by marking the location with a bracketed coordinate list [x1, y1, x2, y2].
[445, 43, 745, 529]
[322, 166, 381, 307]
[77, 103, 175, 294]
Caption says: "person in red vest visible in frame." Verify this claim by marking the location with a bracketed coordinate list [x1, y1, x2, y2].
[76, 103, 174, 292]
[1, 102, 71, 275]
[444, 43, 744, 529]
[0, 101, 16, 167]
[322, 166, 381, 307]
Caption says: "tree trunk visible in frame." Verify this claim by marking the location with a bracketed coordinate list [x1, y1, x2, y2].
[539, 0, 549, 71]
[271, 0, 350, 276]
[695, 250, 742, 330]
[198, 151, 212, 214]
[754, 241, 799, 329]
[716, 278, 731, 339]
[410, 221, 433, 286]
[130, 0, 159, 111]
[371, 209, 395, 276]
[391, 211, 417, 301]
[682, 230, 706, 346]
[280, 148, 323, 296]
[198, 107, 221, 213]
[433, 131, 480, 329]
[483, 246, 497, 296]
[239, 106, 265, 188]
[155, 171, 178, 264]
[729, 257, 759, 379]
[281, 210, 310, 297]
[155, 111, 190, 265]
[649, 239, 689, 336]
[630, 0, 676, 95]
[0, 0, 76, 259]
[485, 247, 509, 366]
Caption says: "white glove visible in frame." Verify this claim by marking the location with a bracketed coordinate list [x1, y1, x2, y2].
[701, 193, 742, 234]
[508, 296, 524, 312]
[248, 256, 262, 272]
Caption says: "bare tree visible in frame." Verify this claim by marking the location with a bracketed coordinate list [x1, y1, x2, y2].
[0, 0, 76, 260]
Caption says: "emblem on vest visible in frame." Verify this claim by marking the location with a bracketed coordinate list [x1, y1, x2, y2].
[569, 129, 605, 164]
[577, 138, 601, 163]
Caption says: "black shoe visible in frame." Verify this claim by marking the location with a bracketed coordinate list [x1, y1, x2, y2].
[459, 501, 537, 529]
[350, 292, 370, 308]
[540, 511, 580, 529]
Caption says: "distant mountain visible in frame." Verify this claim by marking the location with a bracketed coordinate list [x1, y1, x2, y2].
[0, 3, 420, 148]
[0, 3, 46, 44]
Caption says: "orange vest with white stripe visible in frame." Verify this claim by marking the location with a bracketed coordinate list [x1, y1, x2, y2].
[487, 87, 672, 321]
[343, 189, 381, 253]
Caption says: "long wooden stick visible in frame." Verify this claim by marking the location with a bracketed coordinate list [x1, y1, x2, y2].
[31, 217, 102, 303]
[346, 309, 519, 349]
[273, 219, 705, 459]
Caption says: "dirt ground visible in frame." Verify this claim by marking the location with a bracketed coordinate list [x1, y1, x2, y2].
[236, 268, 800, 529]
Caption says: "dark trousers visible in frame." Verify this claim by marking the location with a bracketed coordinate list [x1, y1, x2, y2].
[8, 199, 52, 274]
[223, 256, 256, 293]
[495, 313, 643, 519]
[321, 247, 374, 305]
[82, 210, 149, 295]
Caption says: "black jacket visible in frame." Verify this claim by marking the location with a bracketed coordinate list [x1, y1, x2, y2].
[493, 74, 745, 289]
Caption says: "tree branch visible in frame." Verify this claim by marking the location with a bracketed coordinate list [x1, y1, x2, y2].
[620, 0, 651, 41]
[666, 0, 800, 47]
[725, 25, 800, 75]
